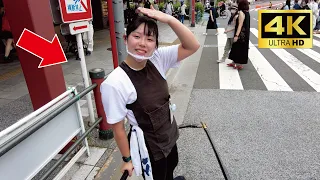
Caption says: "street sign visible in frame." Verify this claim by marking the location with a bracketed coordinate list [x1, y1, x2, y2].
[69, 21, 89, 35]
[58, 0, 93, 23]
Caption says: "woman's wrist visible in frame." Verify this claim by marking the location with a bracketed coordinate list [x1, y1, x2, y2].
[166, 15, 177, 24]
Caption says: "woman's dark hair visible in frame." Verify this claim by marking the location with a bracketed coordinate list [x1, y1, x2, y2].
[210, 1, 214, 6]
[126, 16, 159, 48]
[237, 0, 249, 11]
[286, 0, 291, 9]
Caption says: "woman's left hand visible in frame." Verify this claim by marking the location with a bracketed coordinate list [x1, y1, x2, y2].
[233, 36, 238, 42]
[136, 6, 174, 23]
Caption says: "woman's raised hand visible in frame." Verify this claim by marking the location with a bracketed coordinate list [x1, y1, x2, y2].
[136, 6, 174, 23]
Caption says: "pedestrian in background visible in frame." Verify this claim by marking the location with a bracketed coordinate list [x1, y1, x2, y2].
[217, 3, 238, 63]
[205, 1, 218, 35]
[179, 2, 187, 23]
[228, 0, 250, 70]
[83, 20, 94, 55]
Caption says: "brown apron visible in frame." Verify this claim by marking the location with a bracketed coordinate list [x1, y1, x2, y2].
[120, 60, 179, 161]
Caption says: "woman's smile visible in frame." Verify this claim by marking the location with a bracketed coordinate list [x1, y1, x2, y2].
[135, 49, 147, 55]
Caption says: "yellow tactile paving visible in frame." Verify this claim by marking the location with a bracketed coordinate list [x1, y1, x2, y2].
[0, 67, 22, 81]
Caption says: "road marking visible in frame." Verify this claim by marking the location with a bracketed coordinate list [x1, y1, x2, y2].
[312, 38, 320, 48]
[217, 28, 243, 90]
[251, 28, 320, 92]
[297, 48, 320, 64]
[249, 28, 292, 91]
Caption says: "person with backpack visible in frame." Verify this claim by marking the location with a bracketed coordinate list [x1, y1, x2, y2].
[217, 3, 238, 63]
[178, 2, 187, 23]
[165, 1, 174, 16]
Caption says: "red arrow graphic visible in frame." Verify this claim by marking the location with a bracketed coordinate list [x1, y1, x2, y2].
[16, 29, 67, 68]
[73, 25, 88, 31]
[81, 0, 89, 12]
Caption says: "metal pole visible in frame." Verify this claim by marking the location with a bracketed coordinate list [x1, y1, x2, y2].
[76, 33, 95, 125]
[113, 0, 127, 64]
[89, 68, 114, 140]
[191, 0, 195, 27]
[201, 122, 230, 180]
[107, 0, 120, 68]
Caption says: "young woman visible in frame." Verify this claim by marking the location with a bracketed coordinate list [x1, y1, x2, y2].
[228, 0, 250, 70]
[205, 2, 218, 35]
[100, 5, 200, 180]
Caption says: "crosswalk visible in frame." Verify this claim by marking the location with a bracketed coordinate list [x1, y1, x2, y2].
[214, 28, 320, 92]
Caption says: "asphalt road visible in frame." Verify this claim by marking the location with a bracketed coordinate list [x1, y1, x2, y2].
[173, 5, 320, 180]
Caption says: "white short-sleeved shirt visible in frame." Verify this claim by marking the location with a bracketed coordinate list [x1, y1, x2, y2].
[100, 44, 180, 126]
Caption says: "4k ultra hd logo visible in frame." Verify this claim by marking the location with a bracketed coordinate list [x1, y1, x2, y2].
[258, 10, 313, 48]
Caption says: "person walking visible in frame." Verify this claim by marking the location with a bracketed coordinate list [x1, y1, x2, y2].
[217, 3, 238, 63]
[83, 20, 94, 55]
[205, 2, 218, 35]
[179, 2, 187, 23]
[228, 0, 250, 70]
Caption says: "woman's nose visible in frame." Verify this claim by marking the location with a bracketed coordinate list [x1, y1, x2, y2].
[138, 38, 147, 47]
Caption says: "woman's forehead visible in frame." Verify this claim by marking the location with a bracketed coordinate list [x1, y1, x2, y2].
[133, 24, 155, 36]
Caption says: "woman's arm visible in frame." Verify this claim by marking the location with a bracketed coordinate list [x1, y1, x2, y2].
[112, 120, 130, 158]
[210, 9, 214, 21]
[225, 28, 235, 33]
[235, 11, 244, 37]
[112, 120, 134, 175]
[167, 15, 201, 61]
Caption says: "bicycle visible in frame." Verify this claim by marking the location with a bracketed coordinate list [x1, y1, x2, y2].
[220, 10, 229, 19]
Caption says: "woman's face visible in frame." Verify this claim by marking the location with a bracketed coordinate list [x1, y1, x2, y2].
[126, 23, 157, 58]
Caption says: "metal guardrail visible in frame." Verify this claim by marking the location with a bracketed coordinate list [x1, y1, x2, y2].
[40, 116, 102, 180]
[0, 83, 100, 180]
[0, 84, 97, 157]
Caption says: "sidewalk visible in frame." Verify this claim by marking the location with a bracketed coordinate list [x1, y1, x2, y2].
[0, 19, 190, 180]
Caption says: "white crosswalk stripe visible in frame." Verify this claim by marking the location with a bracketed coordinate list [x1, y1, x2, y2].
[214, 27, 320, 92]
[314, 34, 320, 38]
[248, 38, 293, 91]
[217, 28, 243, 90]
[251, 28, 320, 92]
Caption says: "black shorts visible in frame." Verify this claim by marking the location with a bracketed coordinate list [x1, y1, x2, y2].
[1, 31, 13, 39]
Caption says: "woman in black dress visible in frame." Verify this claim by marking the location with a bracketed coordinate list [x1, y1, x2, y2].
[205, 2, 218, 35]
[228, 0, 250, 70]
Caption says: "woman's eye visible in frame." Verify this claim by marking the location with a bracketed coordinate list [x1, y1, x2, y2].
[148, 39, 154, 41]
[135, 36, 140, 38]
